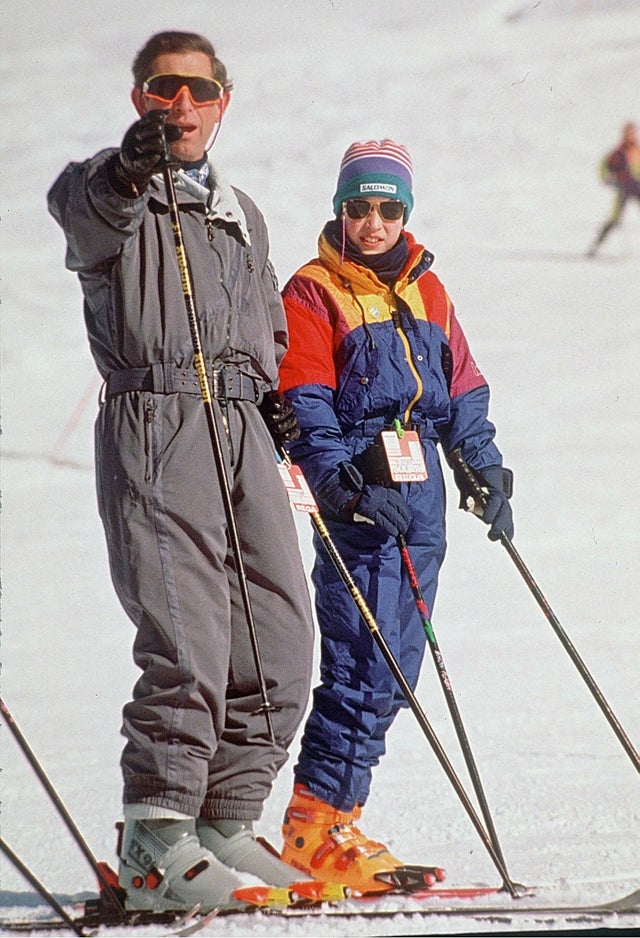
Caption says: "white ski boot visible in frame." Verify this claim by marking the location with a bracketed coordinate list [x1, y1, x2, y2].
[118, 818, 242, 912]
[197, 818, 302, 887]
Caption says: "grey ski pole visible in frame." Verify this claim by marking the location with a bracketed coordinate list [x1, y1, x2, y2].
[160, 124, 279, 742]
[0, 838, 87, 936]
[0, 697, 126, 920]
[447, 446, 640, 775]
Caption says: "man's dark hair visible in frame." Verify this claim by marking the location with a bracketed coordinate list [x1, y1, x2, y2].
[132, 31, 232, 90]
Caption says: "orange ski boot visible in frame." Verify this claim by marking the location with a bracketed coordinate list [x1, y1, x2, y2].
[281, 784, 444, 894]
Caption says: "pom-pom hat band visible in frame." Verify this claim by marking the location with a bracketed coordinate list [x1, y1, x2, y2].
[333, 139, 414, 219]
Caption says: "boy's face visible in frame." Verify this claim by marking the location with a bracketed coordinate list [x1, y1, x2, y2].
[344, 198, 405, 255]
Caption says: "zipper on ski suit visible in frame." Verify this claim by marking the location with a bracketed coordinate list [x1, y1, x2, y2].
[143, 397, 155, 483]
[391, 306, 424, 427]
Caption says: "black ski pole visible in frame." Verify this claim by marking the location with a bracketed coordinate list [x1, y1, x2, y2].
[0, 837, 87, 937]
[447, 447, 640, 775]
[160, 125, 278, 742]
[278, 454, 520, 895]
[0, 697, 126, 919]
[398, 535, 520, 893]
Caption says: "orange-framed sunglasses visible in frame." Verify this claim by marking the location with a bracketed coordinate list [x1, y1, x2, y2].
[142, 73, 224, 107]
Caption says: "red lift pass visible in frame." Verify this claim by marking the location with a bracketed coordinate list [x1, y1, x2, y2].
[278, 462, 318, 513]
[381, 430, 428, 482]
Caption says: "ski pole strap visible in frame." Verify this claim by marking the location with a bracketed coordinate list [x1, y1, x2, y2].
[105, 363, 264, 402]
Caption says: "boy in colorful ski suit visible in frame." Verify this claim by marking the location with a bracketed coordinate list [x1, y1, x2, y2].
[48, 30, 315, 912]
[588, 121, 640, 256]
[278, 140, 514, 893]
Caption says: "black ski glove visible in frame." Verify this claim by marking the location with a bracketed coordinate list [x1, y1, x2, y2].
[109, 110, 169, 197]
[259, 390, 301, 446]
[453, 461, 514, 542]
[479, 466, 514, 541]
[318, 462, 411, 537]
[447, 448, 514, 541]
[353, 484, 412, 537]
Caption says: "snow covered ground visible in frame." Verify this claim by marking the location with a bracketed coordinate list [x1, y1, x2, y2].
[2, 0, 639, 935]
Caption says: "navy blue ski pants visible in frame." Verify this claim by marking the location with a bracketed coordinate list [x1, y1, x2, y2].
[294, 445, 447, 811]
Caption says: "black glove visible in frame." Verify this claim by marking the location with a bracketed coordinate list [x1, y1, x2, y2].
[259, 390, 301, 446]
[353, 484, 412, 537]
[109, 110, 169, 197]
[472, 465, 514, 542]
[318, 462, 411, 537]
[447, 448, 514, 541]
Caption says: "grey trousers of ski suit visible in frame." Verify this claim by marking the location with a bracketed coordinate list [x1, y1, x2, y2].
[48, 150, 314, 820]
[96, 389, 313, 820]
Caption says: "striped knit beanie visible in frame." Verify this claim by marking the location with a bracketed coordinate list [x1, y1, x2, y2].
[332, 139, 414, 219]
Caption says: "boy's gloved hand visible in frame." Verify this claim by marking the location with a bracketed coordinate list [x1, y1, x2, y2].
[317, 462, 411, 537]
[352, 484, 412, 537]
[473, 465, 514, 541]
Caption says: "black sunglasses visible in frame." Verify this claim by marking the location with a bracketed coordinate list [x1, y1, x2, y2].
[142, 73, 224, 105]
[344, 199, 405, 222]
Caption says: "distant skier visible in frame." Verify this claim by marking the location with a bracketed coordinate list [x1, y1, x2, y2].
[588, 121, 640, 257]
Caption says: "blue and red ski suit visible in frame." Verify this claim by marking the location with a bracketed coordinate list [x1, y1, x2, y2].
[279, 227, 505, 811]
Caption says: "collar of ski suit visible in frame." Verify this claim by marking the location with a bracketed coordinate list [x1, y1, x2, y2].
[317, 228, 433, 293]
[169, 162, 252, 246]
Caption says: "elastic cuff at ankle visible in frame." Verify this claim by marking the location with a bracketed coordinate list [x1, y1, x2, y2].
[200, 797, 261, 822]
[124, 804, 192, 821]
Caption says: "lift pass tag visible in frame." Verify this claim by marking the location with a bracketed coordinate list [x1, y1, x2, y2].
[278, 462, 318, 513]
[381, 430, 428, 482]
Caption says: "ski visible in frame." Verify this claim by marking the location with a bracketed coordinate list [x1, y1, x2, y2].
[260, 884, 640, 920]
[0, 878, 349, 934]
[1, 885, 637, 932]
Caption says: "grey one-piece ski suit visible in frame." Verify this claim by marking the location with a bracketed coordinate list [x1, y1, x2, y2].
[48, 149, 314, 821]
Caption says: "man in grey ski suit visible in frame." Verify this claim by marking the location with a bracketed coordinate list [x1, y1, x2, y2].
[48, 30, 314, 912]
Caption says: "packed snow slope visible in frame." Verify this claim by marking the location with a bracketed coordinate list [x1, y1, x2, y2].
[1, 0, 639, 935]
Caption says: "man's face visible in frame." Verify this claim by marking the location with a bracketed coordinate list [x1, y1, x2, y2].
[132, 50, 228, 162]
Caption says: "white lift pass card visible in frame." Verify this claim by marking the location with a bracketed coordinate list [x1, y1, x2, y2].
[381, 430, 428, 482]
[278, 462, 318, 513]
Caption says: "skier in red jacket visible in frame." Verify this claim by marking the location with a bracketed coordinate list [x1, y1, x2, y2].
[588, 121, 640, 257]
